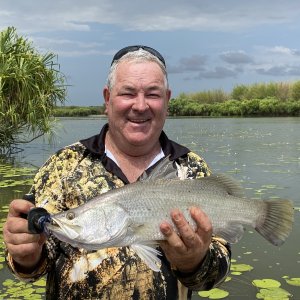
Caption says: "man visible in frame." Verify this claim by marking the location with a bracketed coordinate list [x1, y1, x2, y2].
[3, 45, 231, 299]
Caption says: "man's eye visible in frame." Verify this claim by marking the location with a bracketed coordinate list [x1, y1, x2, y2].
[148, 94, 160, 99]
[121, 93, 134, 97]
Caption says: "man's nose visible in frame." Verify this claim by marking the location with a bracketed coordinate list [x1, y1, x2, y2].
[132, 94, 148, 111]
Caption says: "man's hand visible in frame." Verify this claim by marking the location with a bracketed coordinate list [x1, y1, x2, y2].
[3, 199, 46, 271]
[159, 206, 212, 273]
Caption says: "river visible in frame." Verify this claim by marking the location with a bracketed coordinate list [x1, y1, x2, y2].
[0, 117, 299, 299]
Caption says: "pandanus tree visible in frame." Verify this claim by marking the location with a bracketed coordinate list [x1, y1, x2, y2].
[0, 27, 67, 156]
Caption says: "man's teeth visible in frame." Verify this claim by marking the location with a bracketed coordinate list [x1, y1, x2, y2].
[130, 119, 147, 123]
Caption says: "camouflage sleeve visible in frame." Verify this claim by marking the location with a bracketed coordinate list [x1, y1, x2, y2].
[173, 152, 231, 290]
[5, 143, 84, 281]
[5, 246, 49, 283]
[173, 237, 231, 290]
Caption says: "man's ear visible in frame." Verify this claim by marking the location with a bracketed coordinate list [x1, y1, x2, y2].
[167, 89, 171, 103]
[103, 86, 110, 114]
[166, 89, 171, 116]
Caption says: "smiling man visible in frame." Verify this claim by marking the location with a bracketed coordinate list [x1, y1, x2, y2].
[4, 45, 231, 300]
[104, 50, 171, 182]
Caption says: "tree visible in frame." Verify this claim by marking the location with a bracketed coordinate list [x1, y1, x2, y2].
[0, 27, 67, 155]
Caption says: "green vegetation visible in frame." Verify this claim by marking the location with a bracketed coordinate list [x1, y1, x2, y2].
[52, 81, 300, 118]
[0, 27, 67, 156]
[169, 81, 300, 117]
[53, 105, 105, 117]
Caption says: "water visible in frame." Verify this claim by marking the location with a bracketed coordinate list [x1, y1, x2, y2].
[0, 117, 299, 299]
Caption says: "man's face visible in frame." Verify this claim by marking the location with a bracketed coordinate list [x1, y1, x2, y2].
[104, 61, 171, 150]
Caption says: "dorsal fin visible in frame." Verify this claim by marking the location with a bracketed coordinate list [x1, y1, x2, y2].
[139, 155, 179, 181]
[206, 173, 245, 198]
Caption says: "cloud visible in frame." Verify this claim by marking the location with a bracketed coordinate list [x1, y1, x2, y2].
[265, 46, 300, 56]
[168, 55, 208, 73]
[1, 0, 300, 33]
[196, 66, 237, 79]
[30, 37, 113, 57]
[220, 51, 254, 64]
[256, 65, 300, 76]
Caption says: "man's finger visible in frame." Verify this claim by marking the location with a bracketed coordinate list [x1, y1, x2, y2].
[5, 232, 41, 246]
[5, 217, 29, 234]
[8, 199, 34, 218]
[160, 221, 187, 252]
[170, 209, 198, 248]
[190, 206, 212, 232]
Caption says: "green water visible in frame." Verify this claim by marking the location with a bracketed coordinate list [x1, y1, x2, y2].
[0, 117, 299, 299]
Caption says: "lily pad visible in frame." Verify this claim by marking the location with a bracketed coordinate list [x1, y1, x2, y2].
[0, 277, 46, 299]
[32, 278, 46, 287]
[284, 277, 300, 286]
[256, 287, 291, 299]
[198, 288, 229, 299]
[252, 279, 281, 289]
[231, 271, 242, 276]
[231, 263, 253, 272]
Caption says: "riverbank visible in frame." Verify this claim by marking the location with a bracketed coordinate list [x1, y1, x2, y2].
[53, 81, 300, 117]
[54, 98, 300, 118]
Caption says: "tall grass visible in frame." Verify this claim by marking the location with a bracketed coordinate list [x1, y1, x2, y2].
[53, 105, 105, 117]
[231, 81, 300, 101]
[177, 89, 229, 104]
[169, 81, 300, 117]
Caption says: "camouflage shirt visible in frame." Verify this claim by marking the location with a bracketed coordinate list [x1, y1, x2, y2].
[7, 124, 231, 300]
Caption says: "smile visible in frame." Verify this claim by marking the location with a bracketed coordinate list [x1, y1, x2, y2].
[129, 119, 150, 123]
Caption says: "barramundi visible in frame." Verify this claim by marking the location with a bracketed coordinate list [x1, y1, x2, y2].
[37, 156, 294, 272]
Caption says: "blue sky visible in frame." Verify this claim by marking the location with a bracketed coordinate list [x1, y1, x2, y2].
[1, 0, 300, 106]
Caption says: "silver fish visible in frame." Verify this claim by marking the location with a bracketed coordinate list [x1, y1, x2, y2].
[45, 157, 294, 272]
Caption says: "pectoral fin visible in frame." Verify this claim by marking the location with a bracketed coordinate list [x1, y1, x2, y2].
[131, 244, 162, 272]
[214, 223, 245, 244]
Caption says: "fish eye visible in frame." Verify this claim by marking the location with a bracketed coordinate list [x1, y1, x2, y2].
[66, 211, 75, 220]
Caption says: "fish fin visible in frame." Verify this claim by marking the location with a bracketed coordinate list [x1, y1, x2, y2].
[131, 244, 162, 272]
[255, 199, 294, 246]
[204, 174, 245, 198]
[139, 155, 179, 181]
[214, 224, 245, 244]
[175, 162, 189, 180]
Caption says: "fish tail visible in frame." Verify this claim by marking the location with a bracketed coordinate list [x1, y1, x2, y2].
[255, 199, 294, 246]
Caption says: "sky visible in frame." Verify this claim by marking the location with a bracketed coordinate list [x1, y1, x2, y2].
[1, 0, 300, 106]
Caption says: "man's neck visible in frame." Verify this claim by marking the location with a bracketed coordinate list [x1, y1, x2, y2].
[105, 132, 162, 183]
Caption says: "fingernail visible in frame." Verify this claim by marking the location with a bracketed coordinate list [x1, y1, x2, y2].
[173, 212, 180, 222]
[190, 206, 199, 216]
[164, 228, 171, 234]
[161, 226, 170, 235]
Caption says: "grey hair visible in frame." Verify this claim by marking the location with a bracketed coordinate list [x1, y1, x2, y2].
[106, 48, 169, 91]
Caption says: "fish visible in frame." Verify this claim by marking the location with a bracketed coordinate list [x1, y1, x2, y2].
[42, 156, 294, 272]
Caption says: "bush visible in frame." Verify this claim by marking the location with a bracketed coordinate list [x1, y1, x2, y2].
[0, 27, 66, 155]
[291, 81, 300, 101]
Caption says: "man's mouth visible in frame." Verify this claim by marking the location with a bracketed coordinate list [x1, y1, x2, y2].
[128, 118, 150, 124]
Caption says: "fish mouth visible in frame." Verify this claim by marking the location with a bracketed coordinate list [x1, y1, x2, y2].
[45, 217, 81, 240]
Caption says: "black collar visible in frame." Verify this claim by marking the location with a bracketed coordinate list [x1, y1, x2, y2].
[80, 123, 190, 183]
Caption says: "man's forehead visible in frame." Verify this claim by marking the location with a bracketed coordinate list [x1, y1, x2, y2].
[119, 83, 164, 91]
